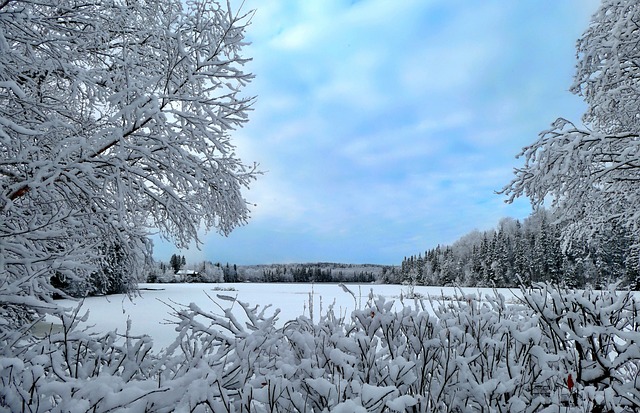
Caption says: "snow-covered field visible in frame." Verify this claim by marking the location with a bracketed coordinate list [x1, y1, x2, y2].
[53, 283, 520, 351]
[29, 283, 640, 411]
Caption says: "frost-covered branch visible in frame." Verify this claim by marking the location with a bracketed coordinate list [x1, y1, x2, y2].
[503, 0, 640, 242]
[3, 284, 640, 411]
[0, 0, 257, 320]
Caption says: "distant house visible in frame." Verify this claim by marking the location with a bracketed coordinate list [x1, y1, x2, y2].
[176, 269, 201, 282]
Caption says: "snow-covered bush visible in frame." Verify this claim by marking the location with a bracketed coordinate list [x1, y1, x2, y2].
[520, 284, 640, 411]
[4, 284, 639, 412]
[198, 262, 225, 283]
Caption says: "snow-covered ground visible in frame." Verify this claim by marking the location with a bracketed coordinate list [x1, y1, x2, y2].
[33, 283, 640, 411]
[52, 283, 520, 351]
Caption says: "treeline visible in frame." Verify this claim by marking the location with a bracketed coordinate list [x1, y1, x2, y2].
[146, 261, 397, 284]
[147, 260, 227, 283]
[237, 263, 393, 284]
[401, 209, 640, 289]
[260, 264, 381, 283]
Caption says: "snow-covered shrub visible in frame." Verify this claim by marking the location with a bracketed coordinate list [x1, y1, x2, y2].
[520, 284, 640, 412]
[159, 285, 640, 412]
[0, 306, 160, 412]
[2, 284, 640, 412]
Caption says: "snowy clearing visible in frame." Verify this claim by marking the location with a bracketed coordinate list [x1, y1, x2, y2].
[52, 283, 520, 351]
[18, 283, 640, 412]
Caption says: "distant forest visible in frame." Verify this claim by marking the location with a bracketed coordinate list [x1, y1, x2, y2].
[148, 260, 396, 285]
[399, 209, 640, 289]
[150, 208, 640, 290]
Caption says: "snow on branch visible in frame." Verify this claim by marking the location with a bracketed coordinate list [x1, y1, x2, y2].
[6, 284, 637, 411]
[503, 0, 640, 242]
[0, 0, 258, 324]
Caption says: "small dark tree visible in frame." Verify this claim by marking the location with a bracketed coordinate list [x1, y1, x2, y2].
[169, 254, 183, 274]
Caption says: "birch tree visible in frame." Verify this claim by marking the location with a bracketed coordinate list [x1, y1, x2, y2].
[503, 0, 640, 242]
[0, 0, 256, 327]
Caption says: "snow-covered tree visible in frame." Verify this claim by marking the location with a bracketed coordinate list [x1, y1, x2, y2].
[503, 0, 640, 243]
[198, 260, 224, 282]
[0, 0, 256, 326]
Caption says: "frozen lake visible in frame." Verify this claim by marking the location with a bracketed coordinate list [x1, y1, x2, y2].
[53, 283, 520, 351]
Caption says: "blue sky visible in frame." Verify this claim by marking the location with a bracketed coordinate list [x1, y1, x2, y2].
[153, 0, 601, 265]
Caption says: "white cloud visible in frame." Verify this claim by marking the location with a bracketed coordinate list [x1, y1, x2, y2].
[416, 111, 473, 134]
[337, 111, 474, 168]
[166, 0, 604, 265]
[271, 24, 317, 50]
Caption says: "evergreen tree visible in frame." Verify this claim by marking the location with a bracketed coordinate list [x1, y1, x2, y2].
[439, 248, 455, 286]
[169, 254, 183, 274]
[512, 221, 529, 284]
[625, 245, 640, 289]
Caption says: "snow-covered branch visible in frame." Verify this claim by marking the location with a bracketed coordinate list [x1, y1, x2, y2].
[503, 0, 640, 243]
[0, 0, 257, 320]
[5, 284, 638, 411]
